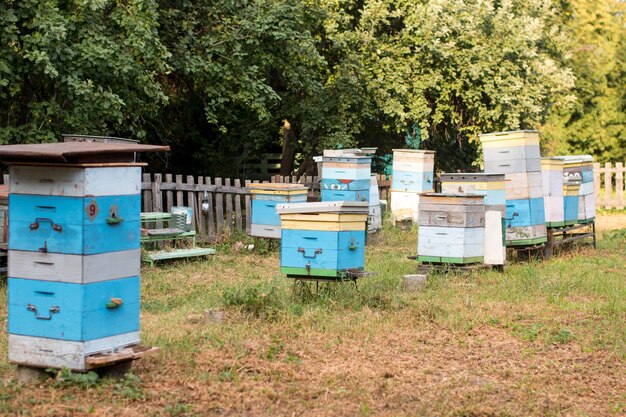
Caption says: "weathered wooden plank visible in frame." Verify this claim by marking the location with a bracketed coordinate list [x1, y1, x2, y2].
[196, 176, 206, 235]
[215, 178, 224, 233]
[165, 173, 174, 213]
[175, 175, 184, 206]
[616, 162, 624, 210]
[141, 181, 251, 194]
[245, 180, 252, 233]
[225, 178, 234, 233]
[2, 173, 8, 184]
[593, 162, 601, 198]
[234, 179, 243, 230]
[186, 176, 196, 230]
[142, 173, 152, 213]
[152, 173, 163, 228]
[604, 162, 612, 209]
[205, 177, 215, 239]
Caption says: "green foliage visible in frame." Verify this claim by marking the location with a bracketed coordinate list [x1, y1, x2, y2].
[542, 0, 626, 161]
[54, 368, 100, 388]
[0, 0, 621, 172]
[112, 372, 145, 400]
[221, 280, 285, 319]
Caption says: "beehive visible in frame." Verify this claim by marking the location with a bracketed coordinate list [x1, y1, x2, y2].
[479, 130, 547, 246]
[320, 156, 372, 203]
[2, 141, 168, 371]
[440, 173, 506, 265]
[368, 174, 382, 232]
[417, 194, 485, 264]
[390, 150, 435, 223]
[554, 155, 595, 223]
[541, 158, 565, 227]
[248, 183, 308, 239]
[276, 201, 368, 278]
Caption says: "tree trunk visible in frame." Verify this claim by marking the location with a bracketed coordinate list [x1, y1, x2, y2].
[280, 120, 296, 176]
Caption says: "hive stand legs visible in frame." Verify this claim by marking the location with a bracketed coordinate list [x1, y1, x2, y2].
[16, 365, 50, 384]
[96, 360, 133, 379]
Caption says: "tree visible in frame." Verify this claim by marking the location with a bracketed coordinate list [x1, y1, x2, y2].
[542, 0, 626, 162]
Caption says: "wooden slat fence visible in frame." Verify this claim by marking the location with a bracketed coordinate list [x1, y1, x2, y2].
[141, 173, 392, 241]
[594, 162, 625, 209]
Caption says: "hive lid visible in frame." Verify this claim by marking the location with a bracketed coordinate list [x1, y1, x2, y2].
[420, 193, 485, 204]
[440, 173, 505, 182]
[478, 130, 540, 142]
[276, 201, 369, 214]
[248, 183, 308, 194]
[0, 142, 170, 164]
[392, 149, 436, 154]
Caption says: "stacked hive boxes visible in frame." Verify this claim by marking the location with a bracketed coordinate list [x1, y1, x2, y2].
[390, 150, 435, 223]
[440, 174, 506, 266]
[320, 156, 371, 203]
[276, 201, 368, 278]
[479, 130, 547, 246]
[248, 183, 308, 239]
[541, 158, 565, 227]
[417, 194, 485, 264]
[4, 143, 166, 371]
[555, 155, 595, 223]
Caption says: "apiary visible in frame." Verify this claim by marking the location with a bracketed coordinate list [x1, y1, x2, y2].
[479, 130, 547, 246]
[320, 156, 372, 203]
[2, 141, 168, 371]
[440, 173, 506, 266]
[417, 194, 485, 264]
[390, 150, 435, 223]
[248, 183, 308, 239]
[541, 158, 565, 227]
[276, 201, 368, 279]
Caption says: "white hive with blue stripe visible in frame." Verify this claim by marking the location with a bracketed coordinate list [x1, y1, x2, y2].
[2, 141, 168, 371]
[390, 149, 435, 223]
[479, 130, 547, 247]
[248, 183, 308, 239]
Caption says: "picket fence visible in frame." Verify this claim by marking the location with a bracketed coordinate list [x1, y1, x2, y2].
[140, 173, 390, 241]
[594, 162, 625, 210]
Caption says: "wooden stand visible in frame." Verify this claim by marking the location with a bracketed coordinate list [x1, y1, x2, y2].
[543, 221, 596, 259]
[288, 269, 375, 293]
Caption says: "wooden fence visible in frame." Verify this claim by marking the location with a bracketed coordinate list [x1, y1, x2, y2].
[594, 162, 625, 209]
[141, 173, 391, 241]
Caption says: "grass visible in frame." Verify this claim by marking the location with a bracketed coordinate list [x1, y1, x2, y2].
[0, 215, 624, 416]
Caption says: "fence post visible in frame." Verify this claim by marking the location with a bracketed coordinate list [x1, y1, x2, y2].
[616, 162, 624, 210]
[204, 177, 215, 239]
[604, 162, 612, 209]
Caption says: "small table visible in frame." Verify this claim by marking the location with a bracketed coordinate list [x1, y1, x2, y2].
[140, 212, 215, 265]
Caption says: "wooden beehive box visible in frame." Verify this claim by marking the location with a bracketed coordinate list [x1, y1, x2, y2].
[440, 173, 506, 266]
[417, 194, 485, 264]
[320, 156, 372, 203]
[391, 149, 435, 192]
[1, 141, 168, 371]
[480, 130, 546, 246]
[276, 201, 368, 278]
[541, 158, 565, 227]
[554, 155, 595, 222]
[247, 183, 308, 239]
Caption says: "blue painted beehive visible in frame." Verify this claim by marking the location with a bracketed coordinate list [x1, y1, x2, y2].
[2, 141, 168, 371]
[320, 156, 372, 203]
[276, 201, 369, 278]
[479, 130, 547, 246]
[248, 183, 308, 239]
